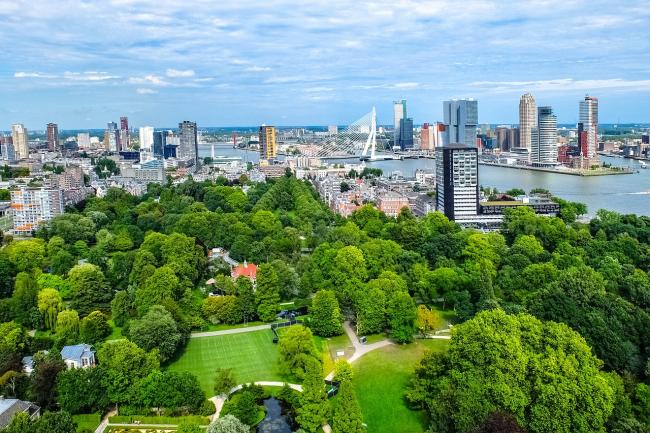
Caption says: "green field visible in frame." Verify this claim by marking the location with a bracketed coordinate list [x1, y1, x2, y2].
[167, 329, 285, 395]
[73, 414, 101, 432]
[353, 339, 449, 433]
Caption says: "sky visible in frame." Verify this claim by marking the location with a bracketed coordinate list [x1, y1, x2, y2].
[1, 0, 650, 129]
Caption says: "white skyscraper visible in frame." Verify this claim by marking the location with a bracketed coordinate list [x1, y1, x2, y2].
[139, 126, 154, 162]
[443, 99, 478, 147]
[519, 93, 536, 152]
[393, 100, 406, 148]
[11, 124, 29, 159]
[531, 106, 558, 166]
[579, 95, 599, 159]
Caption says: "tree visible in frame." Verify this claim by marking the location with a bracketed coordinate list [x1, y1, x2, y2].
[79, 310, 111, 343]
[29, 352, 66, 409]
[6, 239, 46, 272]
[214, 368, 237, 396]
[33, 411, 77, 433]
[203, 295, 242, 324]
[110, 290, 132, 327]
[129, 305, 183, 363]
[206, 415, 249, 433]
[235, 277, 256, 323]
[309, 290, 343, 337]
[296, 357, 330, 433]
[407, 309, 616, 433]
[387, 291, 416, 343]
[0, 321, 28, 374]
[98, 339, 159, 403]
[278, 325, 319, 379]
[332, 380, 364, 433]
[333, 359, 353, 383]
[415, 305, 442, 336]
[177, 423, 203, 433]
[57, 366, 109, 414]
[38, 288, 62, 331]
[56, 310, 80, 343]
[223, 390, 258, 426]
[11, 272, 39, 327]
[355, 286, 386, 335]
[135, 265, 178, 316]
[255, 263, 280, 322]
[135, 370, 205, 413]
[2, 411, 32, 433]
[68, 263, 112, 316]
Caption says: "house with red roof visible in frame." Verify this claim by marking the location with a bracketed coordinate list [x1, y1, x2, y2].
[231, 261, 257, 281]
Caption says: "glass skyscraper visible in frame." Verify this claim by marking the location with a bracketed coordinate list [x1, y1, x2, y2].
[443, 99, 478, 147]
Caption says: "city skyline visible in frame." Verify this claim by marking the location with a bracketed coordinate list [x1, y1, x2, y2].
[1, 1, 649, 127]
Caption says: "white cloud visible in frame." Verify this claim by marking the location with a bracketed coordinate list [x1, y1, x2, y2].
[245, 66, 271, 72]
[166, 68, 195, 78]
[14, 71, 53, 78]
[469, 78, 650, 93]
[393, 82, 420, 89]
[128, 75, 169, 86]
[136, 88, 157, 94]
[63, 71, 119, 81]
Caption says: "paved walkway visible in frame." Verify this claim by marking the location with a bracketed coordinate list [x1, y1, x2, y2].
[94, 408, 117, 433]
[191, 323, 270, 338]
[325, 322, 392, 380]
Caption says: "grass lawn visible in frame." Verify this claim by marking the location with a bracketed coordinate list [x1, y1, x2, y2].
[73, 414, 101, 432]
[314, 333, 353, 375]
[167, 329, 285, 395]
[202, 320, 267, 332]
[353, 339, 449, 433]
[106, 320, 123, 341]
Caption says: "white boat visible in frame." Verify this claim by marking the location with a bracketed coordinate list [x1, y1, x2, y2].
[640, 161, 648, 169]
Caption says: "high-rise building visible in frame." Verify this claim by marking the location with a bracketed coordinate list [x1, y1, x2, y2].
[398, 117, 414, 150]
[178, 121, 199, 165]
[578, 95, 598, 158]
[76, 133, 90, 149]
[46, 123, 59, 151]
[139, 126, 154, 162]
[0, 135, 15, 161]
[120, 116, 130, 149]
[436, 143, 479, 220]
[443, 99, 478, 147]
[519, 93, 536, 152]
[531, 106, 558, 166]
[393, 100, 406, 147]
[259, 125, 277, 160]
[11, 124, 29, 159]
[153, 131, 166, 158]
[327, 125, 338, 136]
[11, 186, 64, 235]
[420, 123, 433, 150]
[508, 128, 520, 151]
[105, 122, 119, 152]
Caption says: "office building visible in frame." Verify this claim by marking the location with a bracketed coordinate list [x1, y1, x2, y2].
[259, 125, 277, 160]
[139, 126, 154, 163]
[178, 121, 198, 165]
[46, 123, 58, 151]
[436, 144, 479, 220]
[519, 93, 536, 152]
[578, 95, 598, 158]
[11, 124, 29, 159]
[531, 106, 558, 166]
[153, 131, 166, 158]
[120, 116, 130, 149]
[104, 122, 119, 152]
[443, 99, 478, 147]
[420, 123, 434, 150]
[393, 100, 406, 148]
[76, 132, 90, 149]
[398, 117, 414, 150]
[508, 128, 520, 151]
[11, 186, 64, 235]
[0, 136, 15, 162]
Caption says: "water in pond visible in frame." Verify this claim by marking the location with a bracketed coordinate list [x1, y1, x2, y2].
[257, 398, 293, 433]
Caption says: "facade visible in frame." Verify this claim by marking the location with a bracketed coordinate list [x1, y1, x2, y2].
[56, 166, 85, 189]
[120, 116, 130, 149]
[377, 191, 409, 217]
[60, 344, 96, 369]
[393, 100, 406, 147]
[435, 144, 479, 220]
[11, 124, 29, 159]
[46, 123, 58, 151]
[259, 125, 277, 160]
[0, 136, 15, 161]
[178, 121, 199, 165]
[443, 99, 478, 147]
[420, 123, 433, 150]
[398, 117, 414, 150]
[139, 126, 154, 162]
[0, 398, 40, 429]
[76, 132, 91, 149]
[531, 106, 558, 166]
[578, 95, 598, 158]
[105, 122, 119, 152]
[519, 93, 536, 152]
[153, 131, 166, 158]
[10, 187, 64, 235]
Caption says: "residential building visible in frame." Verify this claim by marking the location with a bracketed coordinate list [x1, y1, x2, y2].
[393, 100, 406, 148]
[10, 186, 64, 235]
[443, 99, 478, 147]
[377, 191, 409, 217]
[61, 344, 96, 369]
[436, 143, 479, 220]
[139, 126, 154, 162]
[578, 95, 598, 158]
[0, 398, 40, 429]
[420, 123, 433, 150]
[531, 106, 558, 166]
[11, 124, 29, 159]
[55, 165, 85, 189]
[0, 135, 15, 161]
[519, 93, 536, 152]
[328, 125, 338, 135]
[398, 117, 414, 150]
[231, 261, 257, 281]
[120, 116, 130, 148]
[259, 125, 277, 161]
[178, 121, 199, 166]
[76, 132, 90, 149]
[46, 123, 58, 151]
[412, 194, 437, 216]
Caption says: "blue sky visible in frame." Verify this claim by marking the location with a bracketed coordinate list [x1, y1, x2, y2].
[1, 0, 649, 129]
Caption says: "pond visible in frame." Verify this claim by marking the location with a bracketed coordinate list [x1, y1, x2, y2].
[256, 397, 295, 433]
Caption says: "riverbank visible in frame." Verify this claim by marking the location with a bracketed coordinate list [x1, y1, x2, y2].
[479, 161, 634, 176]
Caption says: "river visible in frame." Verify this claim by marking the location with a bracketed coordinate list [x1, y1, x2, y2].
[198, 144, 650, 217]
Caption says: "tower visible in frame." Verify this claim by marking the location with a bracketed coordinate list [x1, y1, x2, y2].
[46, 123, 59, 151]
[11, 124, 29, 159]
[259, 125, 277, 161]
[531, 106, 558, 166]
[519, 93, 536, 152]
[578, 95, 598, 159]
[443, 99, 478, 147]
[178, 121, 199, 166]
[436, 143, 479, 221]
[393, 100, 406, 148]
